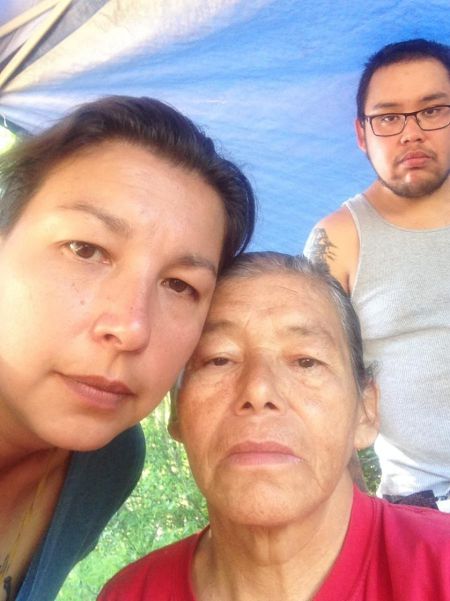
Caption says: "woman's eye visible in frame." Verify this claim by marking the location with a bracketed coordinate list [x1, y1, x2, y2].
[163, 278, 197, 298]
[208, 357, 229, 366]
[296, 357, 317, 368]
[67, 241, 107, 262]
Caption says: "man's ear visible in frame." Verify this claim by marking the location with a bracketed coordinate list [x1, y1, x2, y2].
[354, 380, 379, 451]
[355, 118, 368, 154]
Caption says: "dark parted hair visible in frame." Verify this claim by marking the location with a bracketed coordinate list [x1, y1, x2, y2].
[356, 39, 450, 121]
[0, 95, 256, 269]
[218, 251, 374, 395]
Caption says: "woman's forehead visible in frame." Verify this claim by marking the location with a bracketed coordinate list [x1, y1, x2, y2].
[202, 272, 345, 345]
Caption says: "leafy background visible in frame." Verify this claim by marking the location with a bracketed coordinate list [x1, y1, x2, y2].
[56, 396, 380, 601]
[56, 398, 208, 600]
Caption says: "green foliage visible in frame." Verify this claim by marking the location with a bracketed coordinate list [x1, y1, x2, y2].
[359, 446, 381, 494]
[56, 398, 207, 601]
[0, 125, 16, 154]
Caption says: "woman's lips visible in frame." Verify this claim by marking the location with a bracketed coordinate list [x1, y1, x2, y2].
[225, 441, 302, 466]
[59, 373, 134, 410]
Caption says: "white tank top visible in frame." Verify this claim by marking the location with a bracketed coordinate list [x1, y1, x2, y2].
[344, 193, 450, 498]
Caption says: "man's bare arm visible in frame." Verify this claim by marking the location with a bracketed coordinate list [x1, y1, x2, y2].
[304, 226, 337, 271]
[303, 207, 359, 294]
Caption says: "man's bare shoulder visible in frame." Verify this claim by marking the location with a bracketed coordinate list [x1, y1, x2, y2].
[304, 207, 358, 293]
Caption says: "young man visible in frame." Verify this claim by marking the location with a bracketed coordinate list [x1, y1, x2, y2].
[0, 95, 255, 601]
[305, 39, 450, 510]
[99, 253, 450, 601]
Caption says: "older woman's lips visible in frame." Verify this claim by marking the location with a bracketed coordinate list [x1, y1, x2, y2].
[225, 441, 302, 466]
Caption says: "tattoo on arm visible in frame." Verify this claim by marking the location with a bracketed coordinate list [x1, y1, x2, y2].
[306, 228, 337, 272]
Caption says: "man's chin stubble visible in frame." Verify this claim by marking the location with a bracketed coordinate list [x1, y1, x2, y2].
[377, 170, 450, 199]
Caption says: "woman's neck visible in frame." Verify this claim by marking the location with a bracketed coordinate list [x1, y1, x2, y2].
[0, 400, 54, 472]
[193, 481, 354, 601]
[0, 447, 70, 601]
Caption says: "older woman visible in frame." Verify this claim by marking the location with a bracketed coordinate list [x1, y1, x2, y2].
[99, 252, 450, 601]
[0, 96, 255, 601]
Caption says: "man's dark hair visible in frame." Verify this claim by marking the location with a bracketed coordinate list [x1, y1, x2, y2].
[0, 95, 256, 269]
[219, 251, 374, 395]
[357, 39, 450, 121]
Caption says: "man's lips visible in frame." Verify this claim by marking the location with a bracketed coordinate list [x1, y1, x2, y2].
[225, 441, 302, 466]
[59, 373, 134, 409]
[397, 150, 432, 168]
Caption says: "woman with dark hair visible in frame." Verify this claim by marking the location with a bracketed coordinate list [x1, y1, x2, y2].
[0, 95, 255, 601]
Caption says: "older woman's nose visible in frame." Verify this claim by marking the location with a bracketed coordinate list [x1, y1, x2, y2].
[233, 357, 287, 415]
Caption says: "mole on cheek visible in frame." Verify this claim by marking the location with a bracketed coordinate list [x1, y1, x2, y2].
[70, 281, 84, 304]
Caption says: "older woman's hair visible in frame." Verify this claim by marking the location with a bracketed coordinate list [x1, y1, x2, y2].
[219, 251, 374, 394]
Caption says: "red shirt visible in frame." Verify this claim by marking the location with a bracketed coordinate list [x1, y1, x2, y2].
[98, 488, 450, 600]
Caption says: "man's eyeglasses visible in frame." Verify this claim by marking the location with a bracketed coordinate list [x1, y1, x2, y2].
[363, 105, 450, 137]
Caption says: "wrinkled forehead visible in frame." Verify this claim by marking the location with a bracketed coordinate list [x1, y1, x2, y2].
[169, 271, 350, 420]
[214, 269, 338, 316]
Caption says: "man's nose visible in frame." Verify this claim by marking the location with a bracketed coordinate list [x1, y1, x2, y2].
[400, 114, 425, 142]
[91, 274, 153, 352]
[233, 357, 287, 415]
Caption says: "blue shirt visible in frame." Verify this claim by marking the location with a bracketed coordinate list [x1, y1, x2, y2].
[17, 425, 145, 601]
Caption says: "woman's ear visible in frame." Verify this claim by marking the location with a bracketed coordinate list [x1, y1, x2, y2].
[167, 382, 183, 442]
[167, 417, 182, 442]
[354, 380, 379, 451]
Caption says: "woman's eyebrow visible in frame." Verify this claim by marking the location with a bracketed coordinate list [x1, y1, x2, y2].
[281, 324, 337, 347]
[57, 202, 132, 237]
[174, 255, 218, 277]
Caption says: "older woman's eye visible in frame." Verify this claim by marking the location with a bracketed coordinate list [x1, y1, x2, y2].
[209, 357, 230, 366]
[296, 357, 317, 368]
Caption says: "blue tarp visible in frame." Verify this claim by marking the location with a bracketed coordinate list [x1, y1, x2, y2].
[1, 0, 449, 252]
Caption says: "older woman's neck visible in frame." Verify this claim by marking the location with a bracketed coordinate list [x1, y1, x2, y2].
[193, 480, 354, 601]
